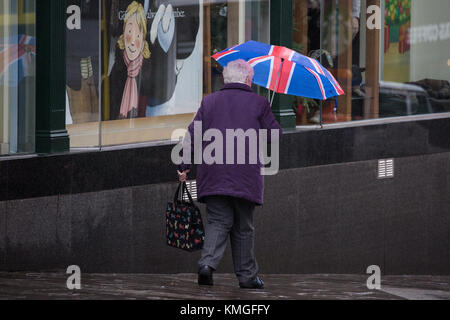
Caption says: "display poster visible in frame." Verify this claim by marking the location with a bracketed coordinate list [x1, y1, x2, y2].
[66, 0, 202, 123]
[383, 0, 411, 83]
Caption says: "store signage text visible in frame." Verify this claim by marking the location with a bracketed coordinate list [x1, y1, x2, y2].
[409, 22, 450, 45]
[118, 8, 186, 21]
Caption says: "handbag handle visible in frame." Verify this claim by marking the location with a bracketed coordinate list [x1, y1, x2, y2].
[173, 182, 182, 204]
[173, 182, 195, 205]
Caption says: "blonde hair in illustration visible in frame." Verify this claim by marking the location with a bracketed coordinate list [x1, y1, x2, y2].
[117, 1, 151, 59]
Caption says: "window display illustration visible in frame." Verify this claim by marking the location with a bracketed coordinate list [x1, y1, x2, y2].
[107, 0, 201, 120]
[66, 0, 201, 123]
[383, 0, 411, 83]
[116, 1, 151, 118]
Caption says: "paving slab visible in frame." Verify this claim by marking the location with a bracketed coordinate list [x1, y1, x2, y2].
[0, 273, 449, 300]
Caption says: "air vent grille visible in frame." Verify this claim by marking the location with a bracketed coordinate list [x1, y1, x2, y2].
[378, 159, 394, 179]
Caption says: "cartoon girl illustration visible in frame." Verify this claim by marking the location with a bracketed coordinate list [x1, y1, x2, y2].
[117, 1, 151, 118]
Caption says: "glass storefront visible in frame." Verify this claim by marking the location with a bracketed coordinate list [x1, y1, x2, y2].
[0, 0, 35, 155]
[65, 0, 100, 148]
[293, 0, 450, 125]
[66, 0, 270, 148]
[1, 0, 449, 153]
[65, 0, 450, 149]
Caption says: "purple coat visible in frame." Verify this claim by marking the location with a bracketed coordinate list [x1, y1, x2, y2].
[180, 83, 282, 205]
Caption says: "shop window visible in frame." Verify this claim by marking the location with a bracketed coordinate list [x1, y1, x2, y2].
[293, 0, 450, 126]
[65, 0, 100, 147]
[66, 0, 270, 148]
[0, 0, 36, 155]
[65, 0, 450, 148]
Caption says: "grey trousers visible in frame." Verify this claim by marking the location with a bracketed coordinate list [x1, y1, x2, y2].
[198, 195, 259, 283]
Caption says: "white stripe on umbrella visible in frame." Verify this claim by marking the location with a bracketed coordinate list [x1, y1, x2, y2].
[284, 62, 296, 94]
[266, 56, 275, 89]
[248, 55, 273, 67]
[214, 50, 239, 61]
[307, 57, 325, 76]
[328, 76, 342, 96]
[326, 70, 345, 95]
[248, 55, 275, 89]
[305, 67, 326, 99]
[288, 51, 295, 61]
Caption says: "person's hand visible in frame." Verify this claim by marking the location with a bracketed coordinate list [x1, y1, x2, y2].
[177, 169, 190, 183]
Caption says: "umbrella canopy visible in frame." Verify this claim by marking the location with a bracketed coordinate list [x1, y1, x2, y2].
[212, 40, 344, 100]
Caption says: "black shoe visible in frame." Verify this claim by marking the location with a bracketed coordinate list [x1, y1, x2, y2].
[198, 266, 214, 286]
[239, 276, 265, 289]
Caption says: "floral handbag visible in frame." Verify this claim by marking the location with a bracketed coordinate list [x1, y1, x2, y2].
[166, 182, 204, 252]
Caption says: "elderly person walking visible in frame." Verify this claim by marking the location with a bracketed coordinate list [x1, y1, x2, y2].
[177, 59, 282, 289]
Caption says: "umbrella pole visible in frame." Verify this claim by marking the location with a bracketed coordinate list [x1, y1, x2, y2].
[270, 59, 284, 107]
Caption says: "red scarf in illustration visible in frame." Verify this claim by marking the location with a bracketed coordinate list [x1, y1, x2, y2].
[119, 51, 144, 118]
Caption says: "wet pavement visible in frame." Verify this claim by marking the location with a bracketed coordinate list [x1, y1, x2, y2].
[0, 272, 449, 300]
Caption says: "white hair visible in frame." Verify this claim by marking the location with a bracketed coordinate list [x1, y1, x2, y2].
[223, 59, 254, 84]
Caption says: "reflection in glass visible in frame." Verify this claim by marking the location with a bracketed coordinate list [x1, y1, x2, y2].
[0, 0, 36, 155]
[206, 0, 270, 95]
[65, 0, 100, 148]
[65, 0, 450, 148]
[101, 0, 270, 147]
[293, 0, 450, 126]
[65, 0, 270, 148]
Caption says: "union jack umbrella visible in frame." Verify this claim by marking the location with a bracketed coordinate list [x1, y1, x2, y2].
[212, 40, 344, 103]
